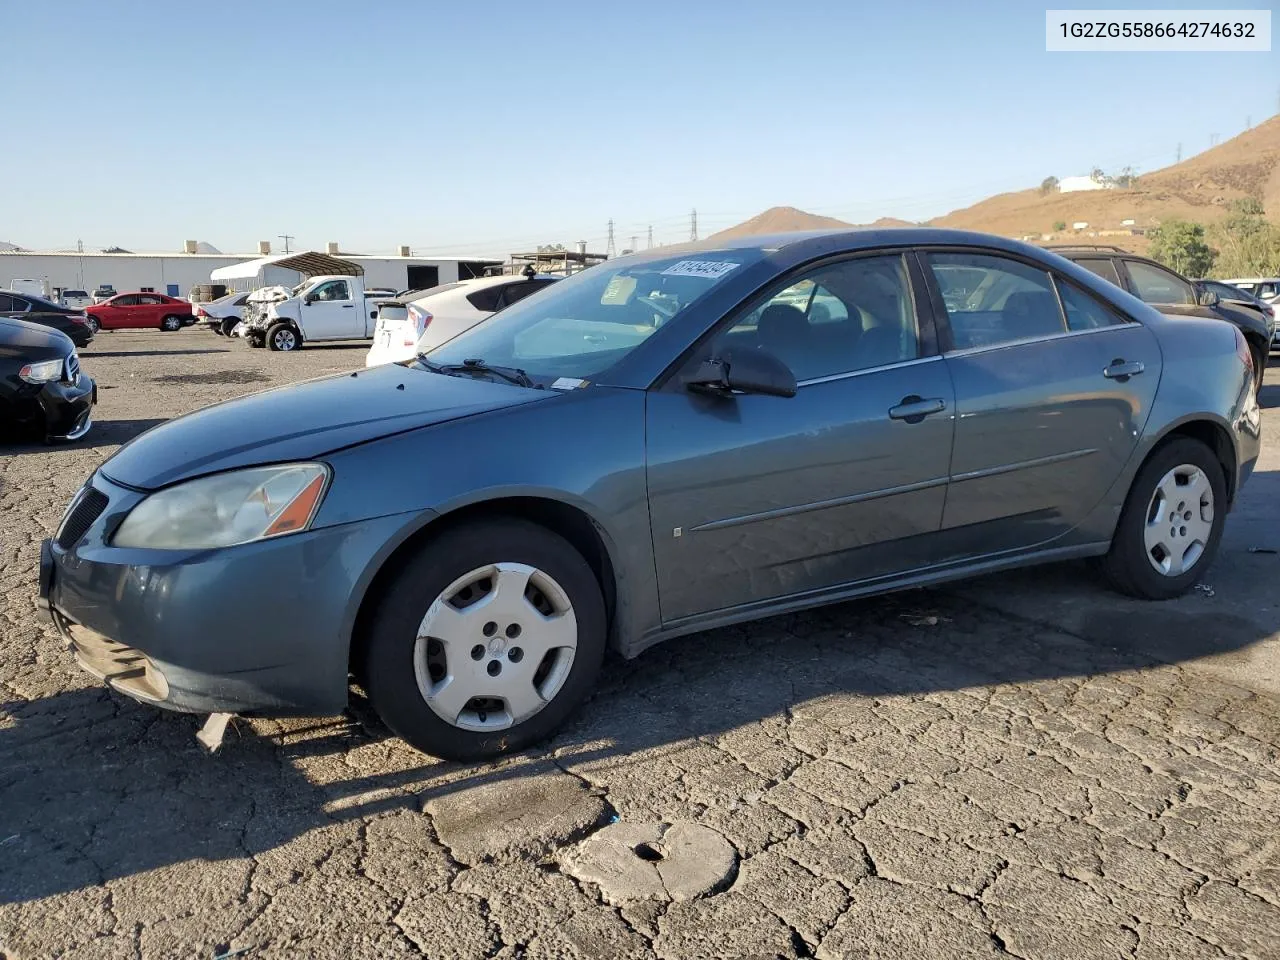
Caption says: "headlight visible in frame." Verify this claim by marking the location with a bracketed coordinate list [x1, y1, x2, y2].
[20, 359, 64, 384]
[112, 463, 330, 549]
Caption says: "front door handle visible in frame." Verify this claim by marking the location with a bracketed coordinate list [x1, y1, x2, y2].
[341, 304, 354, 308]
[1103, 359, 1144, 381]
[888, 395, 947, 423]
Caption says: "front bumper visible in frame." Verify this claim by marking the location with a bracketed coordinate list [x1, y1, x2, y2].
[42, 471, 423, 717]
[42, 375, 96, 440]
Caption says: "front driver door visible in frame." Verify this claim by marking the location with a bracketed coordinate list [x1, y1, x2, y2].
[923, 249, 1162, 558]
[99, 294, 138, 329]
[646, 252, 956, 625]
[300, 279, 356, 339]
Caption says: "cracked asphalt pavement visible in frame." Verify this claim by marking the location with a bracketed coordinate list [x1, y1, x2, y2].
[3, 330, 1280, 959]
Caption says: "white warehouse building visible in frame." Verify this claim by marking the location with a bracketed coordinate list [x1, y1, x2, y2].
[0, 242, 502, 299]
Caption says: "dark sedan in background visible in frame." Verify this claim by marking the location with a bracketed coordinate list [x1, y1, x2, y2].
[1049, 245, 1272, 386]
[0, 291, 96, 347]
[44, 229, 1259, 761]
[1, 316, 96, 442]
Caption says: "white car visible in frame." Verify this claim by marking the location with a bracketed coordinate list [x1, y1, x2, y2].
[1224, 278, 1280, 305]
[194, 291, 252, 336]
[365, 273, 559, 367]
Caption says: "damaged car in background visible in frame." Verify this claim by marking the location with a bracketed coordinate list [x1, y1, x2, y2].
[40, 229, 1260, 761]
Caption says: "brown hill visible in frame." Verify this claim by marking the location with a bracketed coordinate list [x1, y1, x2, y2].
[928, 115, 1280, 251]
[706, 206, 853, 241]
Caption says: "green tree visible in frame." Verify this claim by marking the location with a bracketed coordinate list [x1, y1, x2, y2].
[1148, 220, 1216, 276]
[1114, 166, 1138, 188]
[1210, 198, 1280, 277]
[1052, 220, 1067, 232]
[1040, 176, 1059, 195]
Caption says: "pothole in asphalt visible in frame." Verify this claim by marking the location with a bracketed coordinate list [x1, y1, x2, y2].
[633, 841, 666, 862]
[560, 821, 738, 905]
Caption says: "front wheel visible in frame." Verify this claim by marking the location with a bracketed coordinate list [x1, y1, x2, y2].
[361, 519, 606, 760]
[160, 315, 183, 332]
[266, 323, 299, 351]
[85, 316, 99, 335]
[1099, 438, 1226, 600]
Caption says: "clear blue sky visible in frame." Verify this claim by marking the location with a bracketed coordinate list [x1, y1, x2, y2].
[4, 0, 1277, 255]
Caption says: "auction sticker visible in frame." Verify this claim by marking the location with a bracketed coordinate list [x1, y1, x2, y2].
[661, 260, 742, 280]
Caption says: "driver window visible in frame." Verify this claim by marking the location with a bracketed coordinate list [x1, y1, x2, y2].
[716, 255, 918, 382]
[313, 280, 350, 302]
[1124, 260, 1195, 305]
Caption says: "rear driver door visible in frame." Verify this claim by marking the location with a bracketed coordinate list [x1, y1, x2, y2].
[923, 249, 1162, 558]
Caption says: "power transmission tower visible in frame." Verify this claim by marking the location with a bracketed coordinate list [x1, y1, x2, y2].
[647, 225, 653, 249]
[1209, 133, 1218, 147]
[605, 220, 616, 258]
[690, 208, 698, 242]
[1246, 115, 1252, 129]
[1176, 142, 1182, 163]
[630, 235, 638, 253]
[278, 234, 295, 254]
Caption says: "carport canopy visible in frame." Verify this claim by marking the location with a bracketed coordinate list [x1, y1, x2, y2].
[210, 251, 364, 282]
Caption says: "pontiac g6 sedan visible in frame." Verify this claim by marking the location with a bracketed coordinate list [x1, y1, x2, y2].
[42, 229, 1260, 760]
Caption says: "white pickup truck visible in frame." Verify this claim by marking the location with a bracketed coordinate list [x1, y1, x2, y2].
[238, 275, 394, 351]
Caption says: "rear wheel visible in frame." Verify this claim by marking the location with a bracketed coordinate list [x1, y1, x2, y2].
[266, 323, 299, 351]
[1099, 438, 1226, 600]
[160, 315, 183, 332]
[1249, 339, 1266, 391]
[84, 316, 99, 335]
[361, 519, 606, 760]
[220, 316, 239, 337]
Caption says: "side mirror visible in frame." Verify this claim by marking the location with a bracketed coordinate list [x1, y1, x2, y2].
[1198, 289, 1220, 307]
[685, 349, 797, 398]
[304, 294, 317, 305]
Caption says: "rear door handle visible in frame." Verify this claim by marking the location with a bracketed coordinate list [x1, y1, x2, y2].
[888, 395, 947, 423]
[1103, 359, 1144, 381]
[341, 304, 354, 308]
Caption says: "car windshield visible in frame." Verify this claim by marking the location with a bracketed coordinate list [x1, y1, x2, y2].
[422, 251, 764, 382]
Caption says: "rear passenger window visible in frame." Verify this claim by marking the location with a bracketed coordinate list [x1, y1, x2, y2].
[1055, 280, 1125, 331]
[926, 252, 1065, 349]
[716, 254, 918, 381]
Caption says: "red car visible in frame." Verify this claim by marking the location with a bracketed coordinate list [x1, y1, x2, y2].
[85, 292, 192, 332]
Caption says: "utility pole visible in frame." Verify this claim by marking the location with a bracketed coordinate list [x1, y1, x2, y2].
[1209, 132, 1218, 148]
[630, 235, 638, 253]
[605, 220, 616, 258]
[690, 208, 698, 242]
[278, 234, 295, 254]
[1246, 114, 1252, 129]
[1176, 142, 1182, 163]
[647, 225, 653, 249]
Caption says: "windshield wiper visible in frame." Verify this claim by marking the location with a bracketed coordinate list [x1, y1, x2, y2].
[415, 355, 536, 388]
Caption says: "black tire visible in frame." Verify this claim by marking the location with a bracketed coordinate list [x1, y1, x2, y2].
[362, 518, 606, 761]
[266, 322, 299, 352]
[85, 316, 99, 335]
[220, 316, 240, 337]
[1099, 437, 1226, 600]
[160, 315, 183, 332]
[1249, 339, 1266, 391]
[249, 333, 265, 348]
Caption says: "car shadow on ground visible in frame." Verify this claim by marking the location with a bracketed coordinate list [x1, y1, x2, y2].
[2, 568, 1275, 906]
[80, 349, 231, 358]
[0, 419, 167, 457]
[1258, 383, 1280, 409]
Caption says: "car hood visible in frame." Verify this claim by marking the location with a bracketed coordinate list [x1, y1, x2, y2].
[100, 363, 551, 490]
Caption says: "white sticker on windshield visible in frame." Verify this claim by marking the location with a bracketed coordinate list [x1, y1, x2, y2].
[551, 377, 588, 391]
[660, 260, 741, 280]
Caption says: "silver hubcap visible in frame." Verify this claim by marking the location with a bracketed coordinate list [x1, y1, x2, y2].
[1143, 464, 1214, 577]
[164, 317, 178, 330]
[414, 562, 577, 732]
[274, 330, 296, 350]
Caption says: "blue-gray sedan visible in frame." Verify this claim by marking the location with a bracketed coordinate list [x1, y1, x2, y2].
[41, 229, 1261, 759]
